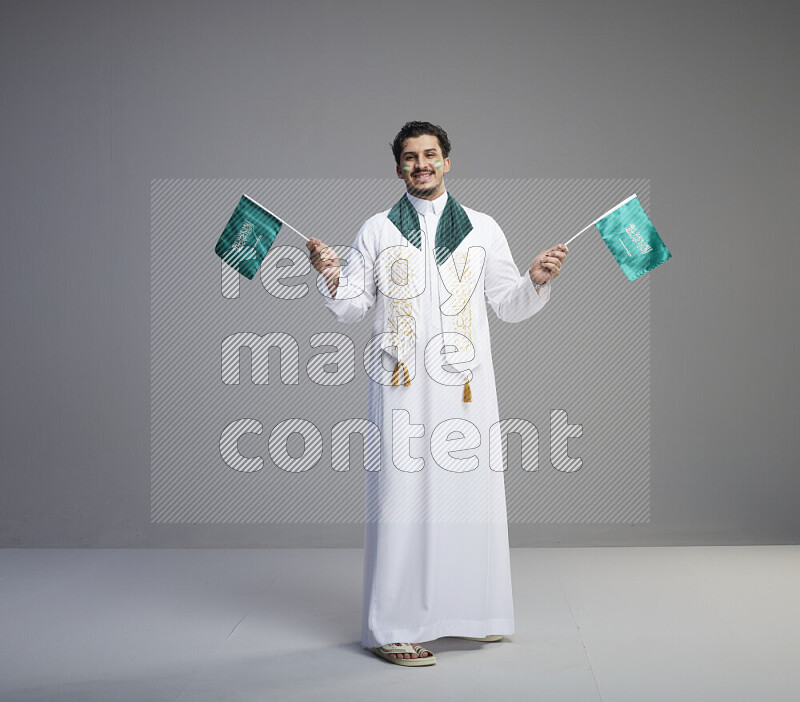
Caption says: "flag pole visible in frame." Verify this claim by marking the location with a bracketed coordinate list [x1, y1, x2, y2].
[243, 193, 310, 241]
[563, 193, 638, 247]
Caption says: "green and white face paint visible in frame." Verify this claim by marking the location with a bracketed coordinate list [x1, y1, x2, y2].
[434, 159, 444, 170]
[403, 163, 412, 173]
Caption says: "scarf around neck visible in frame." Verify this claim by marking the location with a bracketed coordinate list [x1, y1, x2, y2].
[379, 192, 486, 401]
[388, 191, 473, 265]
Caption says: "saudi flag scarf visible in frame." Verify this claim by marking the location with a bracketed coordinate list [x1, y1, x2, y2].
[377, 192, 485, 402]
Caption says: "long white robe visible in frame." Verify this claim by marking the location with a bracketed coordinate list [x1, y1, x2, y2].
[316, 189, 551, 648]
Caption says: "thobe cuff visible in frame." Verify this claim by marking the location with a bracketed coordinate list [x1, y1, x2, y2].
[527, 274, 552, 305]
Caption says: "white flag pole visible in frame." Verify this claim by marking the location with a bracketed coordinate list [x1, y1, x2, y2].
[563, 193, 638, 247]
[243, 193, 310, 241]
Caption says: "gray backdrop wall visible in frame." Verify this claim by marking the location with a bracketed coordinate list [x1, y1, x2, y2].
[1, 0, 797, 547]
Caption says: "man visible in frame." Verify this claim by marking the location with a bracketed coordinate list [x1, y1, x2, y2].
[307, 122, 568, 666]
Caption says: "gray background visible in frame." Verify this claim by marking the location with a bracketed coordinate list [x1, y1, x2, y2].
[1, 0, 797, 547]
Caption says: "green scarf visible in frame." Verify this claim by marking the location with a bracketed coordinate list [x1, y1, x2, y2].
[384, 191, 478, 402]
[387, 191, 473, 266]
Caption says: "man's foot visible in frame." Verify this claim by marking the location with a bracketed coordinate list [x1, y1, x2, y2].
[371, 642, 436, 666]
[386, 642, 430, 660]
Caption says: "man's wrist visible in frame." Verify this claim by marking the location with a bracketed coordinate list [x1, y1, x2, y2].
[326, 275, 340, 298]
[529, 270, 549, 290]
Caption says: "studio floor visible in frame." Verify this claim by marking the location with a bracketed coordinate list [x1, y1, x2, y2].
[0, 545, 797, 701]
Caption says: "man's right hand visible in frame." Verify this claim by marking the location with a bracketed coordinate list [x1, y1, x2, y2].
[306, 237, 341, 296]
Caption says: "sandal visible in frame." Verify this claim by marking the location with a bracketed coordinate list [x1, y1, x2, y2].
[454, 634, 504, 642]
[370, 642, 437, 666]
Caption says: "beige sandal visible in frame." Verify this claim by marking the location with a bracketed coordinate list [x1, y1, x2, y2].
[370, 642, 437, 666]
[454, 634, 504, 642]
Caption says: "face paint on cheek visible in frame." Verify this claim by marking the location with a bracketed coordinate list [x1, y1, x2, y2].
[403, 164, 412, 173]
[434, 159, 443, 170]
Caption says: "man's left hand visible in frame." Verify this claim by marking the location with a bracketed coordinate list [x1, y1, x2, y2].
[530, 244, 569, 285]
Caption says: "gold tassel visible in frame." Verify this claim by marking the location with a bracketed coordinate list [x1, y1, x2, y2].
[462, 377, 472, 403]
[392, 362, 411, 387]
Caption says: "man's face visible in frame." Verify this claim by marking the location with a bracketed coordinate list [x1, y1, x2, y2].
[395, 134, 451, 200]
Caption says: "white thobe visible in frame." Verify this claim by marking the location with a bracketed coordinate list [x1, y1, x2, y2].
[316, 189, 551, 648]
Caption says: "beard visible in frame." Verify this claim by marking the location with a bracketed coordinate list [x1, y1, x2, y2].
[407, 172, 439, 197]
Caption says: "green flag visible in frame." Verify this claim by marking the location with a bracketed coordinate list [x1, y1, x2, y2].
[215, 194, 283, 280]
[593, 194, 671, 281]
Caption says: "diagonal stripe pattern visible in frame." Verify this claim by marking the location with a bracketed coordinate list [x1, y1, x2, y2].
[151, 179, 651, 523]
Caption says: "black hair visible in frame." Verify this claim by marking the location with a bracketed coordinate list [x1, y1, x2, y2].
[390, 121, 451, 165]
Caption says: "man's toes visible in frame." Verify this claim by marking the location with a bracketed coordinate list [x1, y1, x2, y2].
[383, 644, 427, 660]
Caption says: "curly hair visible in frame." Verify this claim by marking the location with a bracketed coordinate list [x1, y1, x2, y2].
[390, 121, 451, 165]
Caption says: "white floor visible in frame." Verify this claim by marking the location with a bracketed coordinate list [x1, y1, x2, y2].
[0, 546, 798, 702]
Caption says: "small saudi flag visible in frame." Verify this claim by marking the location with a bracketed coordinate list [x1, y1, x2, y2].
[215, 195, 283, 280]
[567, 194, 672, 281]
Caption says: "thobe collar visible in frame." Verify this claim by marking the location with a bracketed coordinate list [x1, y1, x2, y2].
[406, 189, 449, 216]
[387, 188, 473, 265]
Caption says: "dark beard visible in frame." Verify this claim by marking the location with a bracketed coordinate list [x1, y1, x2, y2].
[407, 175, 438, 197]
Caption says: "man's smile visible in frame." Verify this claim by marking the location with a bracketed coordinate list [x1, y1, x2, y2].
[413, 171, 434, 182]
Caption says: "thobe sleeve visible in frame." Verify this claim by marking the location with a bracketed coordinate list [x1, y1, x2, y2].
[315, 220, 377, 324]
[484, 218, 551, 323]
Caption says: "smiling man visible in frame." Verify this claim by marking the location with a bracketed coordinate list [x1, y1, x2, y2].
[400, 135, 449, 197]
[307, 121, 568, 666]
